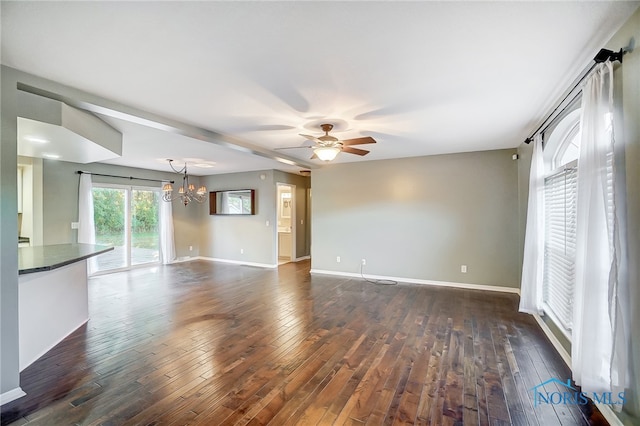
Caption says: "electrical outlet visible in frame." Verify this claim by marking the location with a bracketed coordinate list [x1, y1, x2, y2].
[461, 265, 467, 273]
[265, 220, 269, 226]
[189, 245, 193, 251]
[71, 222, 79, 229]
[336, 256, 341, 263]
[301, 219, 304, 225]
[240, 248, 244, 254]
[361, 259, 366, 266]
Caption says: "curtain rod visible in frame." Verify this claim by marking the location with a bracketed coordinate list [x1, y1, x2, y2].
[524, 48, 625, 144]
[77, 170, 174, 184]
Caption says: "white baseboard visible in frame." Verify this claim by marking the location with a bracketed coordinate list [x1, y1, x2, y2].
[309, 269, 520, 294]
[1, 387, 26, 405]
[295, 256, 311, 262]
[531, 315, 623, 426]
[532, 314, 571, 367]
[171, 256, 198, 263]
[597, 405, 624, 426]
[198, 256, 277, 269]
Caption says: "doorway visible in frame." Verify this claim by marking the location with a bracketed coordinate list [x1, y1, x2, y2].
[17, 156, 44, 248]
[276, 184, 295, 265]
[92, 184, 161, 273]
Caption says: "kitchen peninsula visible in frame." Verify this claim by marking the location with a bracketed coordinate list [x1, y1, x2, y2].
[18, 243, 112, 371]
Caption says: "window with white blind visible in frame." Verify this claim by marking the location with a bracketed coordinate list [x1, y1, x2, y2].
[605, 151, 615, 250]
[542, 109, 581, 336]
[543, 162, 577, 331]
[541, 109, 615, 337]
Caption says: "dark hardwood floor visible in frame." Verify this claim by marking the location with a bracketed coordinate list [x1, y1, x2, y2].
[2, 260, 605, 425]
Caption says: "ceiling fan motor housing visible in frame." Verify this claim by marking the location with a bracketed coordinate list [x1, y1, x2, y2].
[277, 122, 376, 159]
[319, 124, 339, 144]
[320, 123, 334, 133]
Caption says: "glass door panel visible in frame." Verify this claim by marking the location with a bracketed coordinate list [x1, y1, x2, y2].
[93, 187, 128, 272]
[131, 189, 160, 266]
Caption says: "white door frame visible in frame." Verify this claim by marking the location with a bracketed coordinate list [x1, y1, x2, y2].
[91, 183, 161, 274]
[276, 183, 296, 263]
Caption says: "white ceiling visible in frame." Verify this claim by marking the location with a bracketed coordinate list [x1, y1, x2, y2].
[18, 117, 118, 164]
[2, 1, 638, 175]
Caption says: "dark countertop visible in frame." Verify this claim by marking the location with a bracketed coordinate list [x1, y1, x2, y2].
[19, 243, 113, 275]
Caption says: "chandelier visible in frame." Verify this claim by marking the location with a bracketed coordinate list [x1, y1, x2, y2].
[162, 159, 207, 206]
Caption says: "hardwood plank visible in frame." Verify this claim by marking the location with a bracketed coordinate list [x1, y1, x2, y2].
[414, 306, 448, 424]
[0, 260, 600, 426]
[508, 330, 565, 425]
[462, 318, 480, 426]
[351, 330, 410, 424]
[331, 342, 390, 424]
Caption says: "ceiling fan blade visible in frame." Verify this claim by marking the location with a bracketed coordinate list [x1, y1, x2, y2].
[341, 146, 370, 156]
[275, 146, 313, 150]
[300, 134, 322, 143]
[341, 136, 376, 146]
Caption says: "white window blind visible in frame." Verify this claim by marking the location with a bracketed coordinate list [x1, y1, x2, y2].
[543, 164, 578, 331]
[605, 151, 615, 252]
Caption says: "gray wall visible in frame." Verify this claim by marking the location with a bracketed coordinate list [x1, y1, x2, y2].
[198, 170, 276, 265]
[198, 170, 311, 265]
[41, 160, 200, 259]
[0, 66, 71, 397]
[1, 67, 22, 397]
[311, 149, 520, 288]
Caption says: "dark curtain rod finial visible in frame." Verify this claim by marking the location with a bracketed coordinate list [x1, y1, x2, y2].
[594, 48, 625, 64]
[524, 45, 626, 145]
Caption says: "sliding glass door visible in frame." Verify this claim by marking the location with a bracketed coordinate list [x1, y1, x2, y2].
[131, 189, 160, 266]
[93, 187, 127, 271]
[93, 185, 160, 273]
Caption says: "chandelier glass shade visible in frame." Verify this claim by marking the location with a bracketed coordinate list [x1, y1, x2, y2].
[314, 146, 340, 161]
[162, 160, 207, 206]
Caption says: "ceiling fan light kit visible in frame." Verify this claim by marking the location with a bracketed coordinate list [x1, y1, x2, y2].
[314, 146, 341, 162]
[276, 123, 377, 162]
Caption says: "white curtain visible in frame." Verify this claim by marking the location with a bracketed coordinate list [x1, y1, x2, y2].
[519, 134, 545, 314]
[159, 189, 176, 264]
[572, 61, 628, 400]
[78, 173, 97, 274]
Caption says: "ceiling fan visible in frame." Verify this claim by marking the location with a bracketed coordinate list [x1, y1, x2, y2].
[276, 124, 376, 161]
